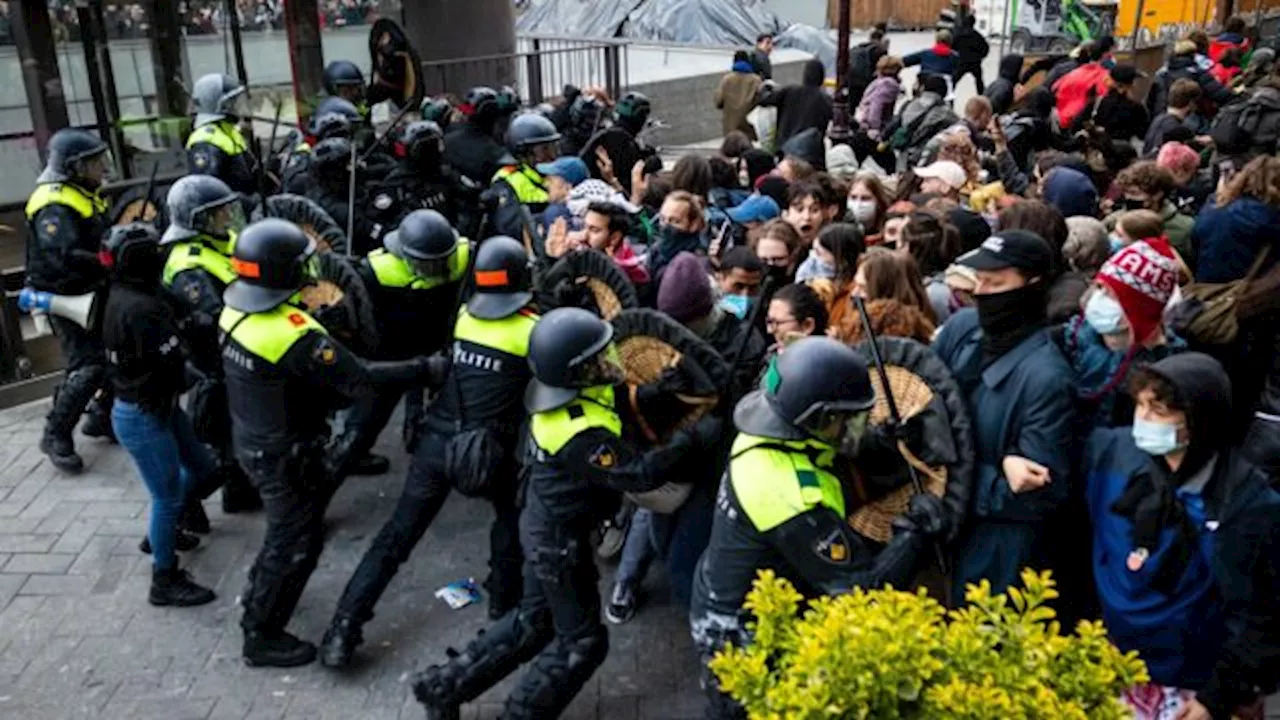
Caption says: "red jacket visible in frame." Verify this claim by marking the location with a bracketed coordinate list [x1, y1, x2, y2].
[1053, 62, 1111, 129]
[1210, 63, 1241, 87]
[1209, 36, 1250, 63]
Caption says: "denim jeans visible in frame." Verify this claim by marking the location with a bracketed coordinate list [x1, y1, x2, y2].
[112, 401, 217, 570]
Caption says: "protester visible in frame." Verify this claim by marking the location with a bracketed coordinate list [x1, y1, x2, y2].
[833, 248, 937, 344]
[716, 51, 762, 140]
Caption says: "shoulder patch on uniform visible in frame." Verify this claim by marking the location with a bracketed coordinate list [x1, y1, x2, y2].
[813, 527, 851, 565]
[185, 282, 202, 304]
[588, 443, 616, 469]
[192, 151, 210, 169]
[312, 338, 337, 365]
[43, 218, 59, 236]
[566, 404, 585, 420]
[288, 313, 307, 327]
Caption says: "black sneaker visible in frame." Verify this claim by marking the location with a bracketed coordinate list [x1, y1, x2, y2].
[139, 531, 200, 555]
[149, 568, 216, 607]
[318, 616, 363, 669]
[604, 581, 637, 625]
[40, 433, 83, 474]
[243, 630, 317, 668]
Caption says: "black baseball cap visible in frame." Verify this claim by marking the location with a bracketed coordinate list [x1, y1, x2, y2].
[955, 230, 1053, 278]
[1110, 64, 1139, 84]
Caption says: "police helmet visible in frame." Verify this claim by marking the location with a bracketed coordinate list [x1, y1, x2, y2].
[569, 95, 606, 138]
[161, 175, 244, 246]
[734, 337, 876, 444]
[313, 96, 363, 123]
[461, 87, 500, 123]
[101, 222, 161, 282]
[400, 120, 444, 169]
[310, 112, 354, 142]
[614, 91, 652, 129]
[38, 129, 110, 185]
[420, 97, 454, 131]
[223, 219, 320, 313]
[323, 60, 365, 98]
[384, 210, 458, 278]
[525, 307, 621, 412]
[467, 236, 532, 320]
[506, 113, 562, 153]
[496, 85, 522, 114]
[191, 73, 247, 128]
[311, 137, 353, 179]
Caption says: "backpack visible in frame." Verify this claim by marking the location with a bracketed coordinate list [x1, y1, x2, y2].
[1210, 94, 1280, 158]
[850, 43, 877, 83]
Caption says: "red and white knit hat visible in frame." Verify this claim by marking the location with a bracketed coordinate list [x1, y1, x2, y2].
[1096, 237, 1180, 344]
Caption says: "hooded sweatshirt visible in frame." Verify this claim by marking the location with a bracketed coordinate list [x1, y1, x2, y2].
[1041, 167, 1099, 219]
[985, 54, 1024, 115]
[903, 42, 957, 78]
[758, 59, 833, 147]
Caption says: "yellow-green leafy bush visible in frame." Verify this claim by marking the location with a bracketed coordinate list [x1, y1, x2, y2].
[710, 568, 1148, 720]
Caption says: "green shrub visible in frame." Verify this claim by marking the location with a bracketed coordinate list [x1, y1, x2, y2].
[710, 568, 1149, 719]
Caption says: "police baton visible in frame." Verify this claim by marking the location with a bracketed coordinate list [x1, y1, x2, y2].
[258, 98, 284, 195]
[345, 141, 358, 260]
[359, 101, 416, 163]
[853, 295, 949, 576]
[140, 160, 160, 223]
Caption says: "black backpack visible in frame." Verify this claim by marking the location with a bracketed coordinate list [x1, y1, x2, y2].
[850, 43, 876, 82]
[1210, 94, 1280, 158]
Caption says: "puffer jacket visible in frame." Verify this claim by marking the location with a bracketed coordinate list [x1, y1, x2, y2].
[985, 53, 1024, 115]
[855, 75, 901, 136]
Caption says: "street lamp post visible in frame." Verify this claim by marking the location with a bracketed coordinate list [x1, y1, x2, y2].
[829, 0, 854, 144]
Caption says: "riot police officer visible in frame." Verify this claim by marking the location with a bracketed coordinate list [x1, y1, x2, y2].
[322, 60, 369, 119]
[494, 85, 522, 139]
[160, 175, 262, 516]
[320, 236, 537, 669]
[560, 94, 605, 157]
[488, 113, 561, 242]
[580, 91, 656, 197]
[688, 337, 946, 718]
[280, 111, 356, 196]
[220, 218, 446, 667]
[302, 137, 379, 253]
[187, 73, 259, 200]
[421, 96, 455, 133]
[412, 307, 721, 719]
[329, 209, 471, 478]
[365, 120, 459, 250]
[26, 129, 113, 473]
[444, 87, 507, 192]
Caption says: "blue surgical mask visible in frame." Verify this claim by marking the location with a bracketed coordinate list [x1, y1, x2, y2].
[1084, 291, 1127, 335]
[1132, 417, 1186, 456]
[1108, 233, 1125, 254]
[720, 293, 750, 319]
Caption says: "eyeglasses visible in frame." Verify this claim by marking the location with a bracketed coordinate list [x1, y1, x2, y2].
[766, 316, 797, 330]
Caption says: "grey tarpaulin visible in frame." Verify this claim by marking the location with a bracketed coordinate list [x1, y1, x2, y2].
[773, 24, 837, 76]
[515, 0, 642, 37]
[517, 0, 804, 47]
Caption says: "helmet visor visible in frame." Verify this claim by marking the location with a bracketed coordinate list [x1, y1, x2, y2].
[409, 256, 451, 280]
[795, 403, 871, 446]
[195, 198, 246, 239]
[226, 89, 250, 118]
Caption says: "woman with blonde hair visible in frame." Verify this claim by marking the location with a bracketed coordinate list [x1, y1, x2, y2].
[1193, 155, 1280, 284]
[844, 172, 892, 240]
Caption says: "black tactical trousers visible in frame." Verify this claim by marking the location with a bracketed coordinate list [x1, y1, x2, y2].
[332, 429, 523, 624]
[239, 445, 330, 633]
[47, 315, 109, 438]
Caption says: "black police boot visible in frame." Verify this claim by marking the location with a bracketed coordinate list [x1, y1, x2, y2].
[149, 567, 216, 607]
[40, 430, 83, 474]
[348, 453, 390, 477]
[484, 576, 521, 621]
[411, 670, 462, 720]
[221, 467, 263, 514]
[80, 399, 116, 443]
[180, 502, 211, 535]
[318, 616, 364, 669]
[139, 531, 201, 555]
[243, 630, 317, 668]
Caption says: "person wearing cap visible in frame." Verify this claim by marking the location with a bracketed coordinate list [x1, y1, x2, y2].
[932, 230, 1076, 600]
[333, 210, 473, 477]
[219, 219, 447, 668]
[537, 155, 591, 234]
[725, 193, 781, 244]
[914, 160, 967, 201]
[1082, 353, 1280, 720]
[1083, 65, 1150, 142]
[1058, 238, 1186, 431]
[320, 236, 539, 669]
[689, 337, 947, 718]
[412, 307, 720, 719]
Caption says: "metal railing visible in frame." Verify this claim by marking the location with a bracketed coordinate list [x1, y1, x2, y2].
[420, 35, 630, 104]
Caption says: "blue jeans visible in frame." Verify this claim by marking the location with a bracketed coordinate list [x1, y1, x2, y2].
[112, 401, 217, 570]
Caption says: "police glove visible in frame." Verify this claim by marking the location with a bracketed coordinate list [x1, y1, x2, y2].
[892, 493, 947, 539]
[860, 412, 926, 459]
[310, 303, 349, 333]
[412, 353, 451, 389]
[657, 357, 717, 397]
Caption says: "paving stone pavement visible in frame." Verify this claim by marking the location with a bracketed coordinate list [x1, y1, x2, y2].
[0, 399, 707, 720]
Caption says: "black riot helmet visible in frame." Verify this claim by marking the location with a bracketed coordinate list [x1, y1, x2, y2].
[311, 137, 353, 183]
[101, 222, 162, 285]
[496, 86, 521, 115]
[383, 209, 459, 278]
[461, 87, 500, 127]
[161, 175, 244, 247]
[223, 219, 320, 313]
[525, 307, 622, 412]
[614, 91, 652, 134]
[420, 97, 454, 132]
[310, 112, 354, 142]
[39, 128, 111, 186]
[191, 73, 247, 128]
[734, 337, 876, 445]
[506, 113, 562, 158]
[323, 60, 366, 102]
[467, 236, 532, 320]
[568, 94, 606, 140]
[400, 120, 444, 171]
[314, 96, 363, 124]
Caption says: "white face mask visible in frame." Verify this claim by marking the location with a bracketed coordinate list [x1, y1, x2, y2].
[847, 198, 877, 224]
[1084, 291, 1127, 336]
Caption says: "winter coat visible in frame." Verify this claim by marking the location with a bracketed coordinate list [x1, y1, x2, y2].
[1053, 62, 1112, 129]
[1104, 202, 1195, 271]
[1209, 32, 1251, 63]
[829, 296, 935, 345]
[985, 54, 1024, 115]
[855, 75, 901, 135]
[933, 309, 1076, 595]
[952, 25, 990, 66]
[758, 60, 833, 147]
[1092, 90, 1151, 142]
[883, 92, 959, 170]
[1143, 111, 1199, 156]
[716, 67, 763, 139]
[1191, 196, 1280, 283]
[904, 43, 957, 78]
[1147, 54, 1238, 120]
[749, 47, 773, 81]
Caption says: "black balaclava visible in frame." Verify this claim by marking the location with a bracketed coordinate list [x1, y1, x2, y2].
[975, 278, 1048, 365]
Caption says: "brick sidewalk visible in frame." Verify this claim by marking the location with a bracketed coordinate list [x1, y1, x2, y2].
[0, 400, 705, 720]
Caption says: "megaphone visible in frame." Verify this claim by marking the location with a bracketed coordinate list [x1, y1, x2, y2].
[18, 288, 99, 331]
